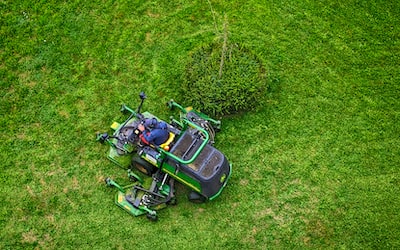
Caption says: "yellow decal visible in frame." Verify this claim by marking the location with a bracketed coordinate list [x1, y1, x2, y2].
[111, 122, 120, 130]
[220, 174, 226, 183]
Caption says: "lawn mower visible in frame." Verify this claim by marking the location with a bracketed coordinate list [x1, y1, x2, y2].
[97, 92, 232, 221]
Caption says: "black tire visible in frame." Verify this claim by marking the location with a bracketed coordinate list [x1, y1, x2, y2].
[131, 156, 156, 176]
[146, 213, 158, 222]
[120, 104, 129, 114]
[104, 177, 111, 186]
[188, 191, 207, 204]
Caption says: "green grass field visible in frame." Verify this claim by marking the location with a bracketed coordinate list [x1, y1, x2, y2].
[1, 0, 399, 249]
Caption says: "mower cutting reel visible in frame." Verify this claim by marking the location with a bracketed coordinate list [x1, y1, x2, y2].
[106, 170, 175, 221]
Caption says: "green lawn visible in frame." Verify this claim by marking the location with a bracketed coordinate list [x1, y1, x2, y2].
[1, 0, 399, 249]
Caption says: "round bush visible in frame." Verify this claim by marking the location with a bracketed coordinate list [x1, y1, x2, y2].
[181, 42, 268, 116]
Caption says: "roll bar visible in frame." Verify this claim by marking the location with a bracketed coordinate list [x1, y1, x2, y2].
[160, 119, 209, 165]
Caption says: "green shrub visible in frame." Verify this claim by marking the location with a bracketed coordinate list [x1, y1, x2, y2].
[181, 42, 268, 116]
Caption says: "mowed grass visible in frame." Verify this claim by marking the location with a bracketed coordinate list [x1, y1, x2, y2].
[1, 0, 399, 249]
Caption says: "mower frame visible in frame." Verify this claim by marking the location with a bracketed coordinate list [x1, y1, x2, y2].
[97, 93, 232, 220]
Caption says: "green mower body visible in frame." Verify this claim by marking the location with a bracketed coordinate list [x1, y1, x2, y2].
[97, 93, 232, 220]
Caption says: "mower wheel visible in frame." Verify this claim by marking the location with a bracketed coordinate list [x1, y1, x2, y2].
[96, 133, 108, 144]
[131, 156, 156, 176]
[188, 191, 206, 204]
[120, 104, 129, 114]
[105, 177, 112, 186]
[146, 213, 158, 222]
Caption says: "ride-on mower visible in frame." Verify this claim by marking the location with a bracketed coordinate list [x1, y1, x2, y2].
[97, 92, 232, 221]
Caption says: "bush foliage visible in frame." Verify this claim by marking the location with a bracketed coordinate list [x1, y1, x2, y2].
[182, 42, 267, 116]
